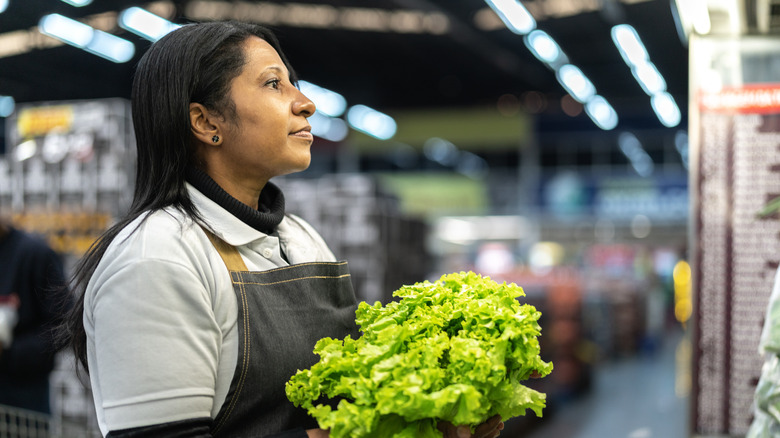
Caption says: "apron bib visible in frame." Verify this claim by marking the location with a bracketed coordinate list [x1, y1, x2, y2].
[203, 229, 359, 437]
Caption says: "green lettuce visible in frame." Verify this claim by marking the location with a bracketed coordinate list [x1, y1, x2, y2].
[286, 271, 553, 437]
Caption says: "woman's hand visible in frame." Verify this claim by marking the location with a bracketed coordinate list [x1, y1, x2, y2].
[306, 428, 329, 438]
[437, 415, 504, 438]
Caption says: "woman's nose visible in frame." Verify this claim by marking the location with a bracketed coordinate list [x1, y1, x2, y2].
[294, 90, 316, 117]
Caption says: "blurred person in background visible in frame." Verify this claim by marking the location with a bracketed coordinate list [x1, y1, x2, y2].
[0, 218, 69, 414]
[641, 272, 666, 355]
[59, 21, 503, 438]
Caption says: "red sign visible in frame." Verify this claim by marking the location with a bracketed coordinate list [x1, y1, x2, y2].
[699, 83, 780, 114]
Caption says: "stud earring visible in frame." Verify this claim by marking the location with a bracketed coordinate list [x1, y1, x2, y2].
[212, 135, 220, 143]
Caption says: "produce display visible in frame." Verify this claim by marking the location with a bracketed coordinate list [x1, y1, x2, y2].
[286, 271, 553, 437]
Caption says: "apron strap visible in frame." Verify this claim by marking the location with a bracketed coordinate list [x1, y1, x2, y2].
[200, 226, 249, 272]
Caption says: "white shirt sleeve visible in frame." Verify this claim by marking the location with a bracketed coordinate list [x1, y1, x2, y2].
[85, 214, 231, 433]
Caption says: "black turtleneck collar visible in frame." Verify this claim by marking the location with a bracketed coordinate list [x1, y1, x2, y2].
[185, 167, 285, 234]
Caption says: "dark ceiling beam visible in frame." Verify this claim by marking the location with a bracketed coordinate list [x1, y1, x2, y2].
[393, 0, 550, 90]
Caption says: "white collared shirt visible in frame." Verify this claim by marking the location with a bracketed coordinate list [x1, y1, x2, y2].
[84, 183, 336, 435]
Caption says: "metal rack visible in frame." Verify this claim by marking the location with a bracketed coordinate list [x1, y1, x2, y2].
[0, 404, 100, 438]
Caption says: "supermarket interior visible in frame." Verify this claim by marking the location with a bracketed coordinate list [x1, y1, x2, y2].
[1, 1, 779, 437]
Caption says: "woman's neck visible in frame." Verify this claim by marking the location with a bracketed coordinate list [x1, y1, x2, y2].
[206, 169, 266, 210]
[185, 166, 285, 234]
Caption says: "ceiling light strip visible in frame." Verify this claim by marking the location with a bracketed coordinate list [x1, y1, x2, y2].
[487, 1, 619, 130]
[38, 13, 135, 63]
[346, 105, 397, 140]
[484, 0, 536, 34]
[618, 131, 654, 177]
[119, 7, 180, 41]
[611, 24, 681, 127]
[298, 81, 347, 118]
[60, 0, 93, 6]
[524, 29, 568, 68]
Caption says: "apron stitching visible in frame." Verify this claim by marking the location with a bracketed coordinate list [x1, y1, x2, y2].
[249, 261, 347, 275]
[234, 274, 351, 286]
[214, 273, 252, 433]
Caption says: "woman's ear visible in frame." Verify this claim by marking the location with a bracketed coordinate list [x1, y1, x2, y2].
[189, 103, 221, 145]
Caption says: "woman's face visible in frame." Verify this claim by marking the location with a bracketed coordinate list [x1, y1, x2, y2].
[219, 36, 315, 185]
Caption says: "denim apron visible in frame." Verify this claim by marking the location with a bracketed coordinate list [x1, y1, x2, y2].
[202, 229, 360, 437]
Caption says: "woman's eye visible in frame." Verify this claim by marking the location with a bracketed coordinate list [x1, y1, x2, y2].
[266, 79, 281, 89]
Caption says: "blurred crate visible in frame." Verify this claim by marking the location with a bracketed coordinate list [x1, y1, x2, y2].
[0, 403, 100, 438]
[278, 174, 431, 304]
[1, 351, 102, 438]
[46, 353, 102, 438]
[0, 405, 49, 438]
[491, 268, 592, 401]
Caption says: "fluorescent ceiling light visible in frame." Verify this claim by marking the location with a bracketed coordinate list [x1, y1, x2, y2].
[524, 30, 565, 66]
[119, 7, 181, 41]
[298, 80, 347, 117]
[346, 105, 397, 140]
[618, 132, 644, 161]
[424, 137, 459, 166]
[611, 23, 675, 124]
[309, 111, 348, 142]
[674, 130, 689, 168]
[86, 30, 135, 63]
[39, 14, 94, 48]
[15, 140, 37, 162]
[651, 92, 681, 127]
[484, 0, 536, 35]
[39, 14, 134, 63]
[0, 96, 16, 117]
[0, 95, 14, 117]
[585, 96, 618, 130]
[632, 61, 667, 95]
[435, 217, 477, 244]
[556, 64, 596, 103]
[611, 24, 648, 67]
[456, 151, 489, 179]
[60, 0, 93, 6]
[0, 0, 8, 14]
[618, 132, 654, 177]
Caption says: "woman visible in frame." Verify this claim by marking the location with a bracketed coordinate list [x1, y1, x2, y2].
[62, 21, 503, 438]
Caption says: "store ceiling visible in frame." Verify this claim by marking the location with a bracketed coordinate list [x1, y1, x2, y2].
[0, 0, 689, 135]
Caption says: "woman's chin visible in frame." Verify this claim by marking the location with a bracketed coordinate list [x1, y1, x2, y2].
[281, 159, 312, 177]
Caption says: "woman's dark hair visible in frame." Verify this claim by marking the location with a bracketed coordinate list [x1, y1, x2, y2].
[58, 21, 299, 372]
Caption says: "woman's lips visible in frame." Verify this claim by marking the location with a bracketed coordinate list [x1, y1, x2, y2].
[290, 129, 313, 141]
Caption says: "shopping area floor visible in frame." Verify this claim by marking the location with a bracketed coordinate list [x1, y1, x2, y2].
[505, 328, 689, 438]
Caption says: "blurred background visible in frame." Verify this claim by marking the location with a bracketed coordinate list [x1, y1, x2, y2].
[0, 0, 778, 437]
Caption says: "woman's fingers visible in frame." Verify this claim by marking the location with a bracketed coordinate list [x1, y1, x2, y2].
[437, 422, 470, 438]
[437, 415, 504, 438]
[456, 426, 471, 438]
[473, 415, 503, 438]
[305, 428, 330, 438]
[436, 421, 460, 438]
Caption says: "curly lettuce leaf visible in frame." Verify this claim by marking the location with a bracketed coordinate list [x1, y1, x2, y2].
[286, 271, 553, 438]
